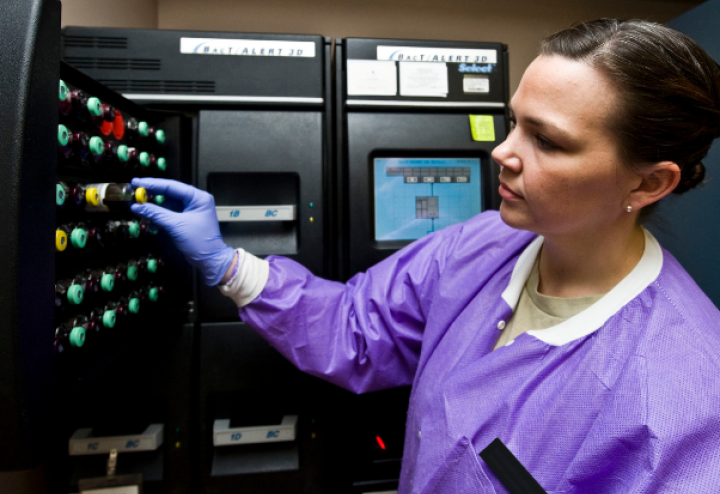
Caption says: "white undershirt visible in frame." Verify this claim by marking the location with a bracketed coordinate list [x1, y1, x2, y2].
[494, 257, 606, 350]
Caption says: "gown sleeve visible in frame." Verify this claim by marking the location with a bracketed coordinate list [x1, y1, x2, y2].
[237, 223, 465, 394]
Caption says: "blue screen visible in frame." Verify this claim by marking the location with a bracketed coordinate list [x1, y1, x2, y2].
[374, 158, 483, 242]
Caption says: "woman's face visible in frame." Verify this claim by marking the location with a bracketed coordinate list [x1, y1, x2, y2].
[491, 55, 640, 238]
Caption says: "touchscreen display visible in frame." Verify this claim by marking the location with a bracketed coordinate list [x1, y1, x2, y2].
[374, 157, 482, 242]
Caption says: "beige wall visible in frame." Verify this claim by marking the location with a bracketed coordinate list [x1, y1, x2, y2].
[61, 0, 158, 30]
[62, 0, 702, 92]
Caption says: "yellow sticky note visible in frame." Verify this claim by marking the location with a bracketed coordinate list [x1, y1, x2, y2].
[469, 115, 495, 141]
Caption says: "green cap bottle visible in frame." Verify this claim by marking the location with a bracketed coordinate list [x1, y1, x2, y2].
[138, 121, 149, 137]
[56, 184, 67, 206]
[148, 287, 159, 302]
[57, 124, 69, 147]
[70, 227, 87, 249]
[59, 80, 69, 102]
[102, 310, 116, 328]
[128, 221, 141, 238]
[128, 297, 140, 314]
[100, 273, 115, 292]
[147, 258, 158, 273]
[155, 129, 166, 144]
[67, 284, 84, 305]
[139, 151, 150, 167]
[154, 195, 165, 205]
[89, 136, 104, 156]
[69, 326, 86, 348]
[157, 157, 167, 172]
[87, 97, 103, 117]
[127, 265, 139, 281]
[117, 144, 130, 162]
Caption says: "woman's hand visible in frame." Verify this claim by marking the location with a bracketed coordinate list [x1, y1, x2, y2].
[130, 178, 235, 286]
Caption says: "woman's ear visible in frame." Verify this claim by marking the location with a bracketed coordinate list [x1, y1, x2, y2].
[626, 161, 681, 210]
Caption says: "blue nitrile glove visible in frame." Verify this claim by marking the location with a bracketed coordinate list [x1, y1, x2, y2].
[130, 178, 235, 286]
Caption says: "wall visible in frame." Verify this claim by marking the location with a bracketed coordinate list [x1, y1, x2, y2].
[61, 0, 158, 30]
[61, 0, 702, 92]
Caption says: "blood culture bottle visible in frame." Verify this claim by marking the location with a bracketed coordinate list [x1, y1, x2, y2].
[55, 320, 86, 352]
[55, 277, 85, 310]
[90, 304, 117, 331]
[84, 183, 148, 212]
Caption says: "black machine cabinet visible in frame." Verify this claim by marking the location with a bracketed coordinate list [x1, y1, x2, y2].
[64, 28, 335, 494]
[0, 0, 61, 472]
[197, 108, 326, 321]
[336, 38, 508, 280]
[1, 2, 194, 492]
[332, 37, 509, 492]
[51, 66, 193, 494]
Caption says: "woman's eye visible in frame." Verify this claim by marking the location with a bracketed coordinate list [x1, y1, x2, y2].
[509, 118, 517, 132]
[535, 134, 557, 150]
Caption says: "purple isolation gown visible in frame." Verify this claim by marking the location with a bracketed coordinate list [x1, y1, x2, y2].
[238, 211, 720, 493]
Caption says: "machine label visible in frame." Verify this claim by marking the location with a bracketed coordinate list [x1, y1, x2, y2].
[459, 63, 494, 73]
[213, 416, 298, 447]
[378, 46, 497, 64]
[69, 424, 164, 456]
[216, 205, 296, 222]
[180, 38, 316, 58]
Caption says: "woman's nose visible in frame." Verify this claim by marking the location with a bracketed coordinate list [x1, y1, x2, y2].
[491, 135, 522, 173]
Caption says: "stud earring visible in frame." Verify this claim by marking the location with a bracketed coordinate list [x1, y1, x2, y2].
[626, 205, 633, 213]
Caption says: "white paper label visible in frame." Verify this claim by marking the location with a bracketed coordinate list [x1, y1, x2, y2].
[378, 46, 496, 64]
[82, 487, 139, 494]
[347, 60, 397, 96]
[463, 75, 490, 93]
[399, 62, 448, 97]
[180, 38, 315, 57]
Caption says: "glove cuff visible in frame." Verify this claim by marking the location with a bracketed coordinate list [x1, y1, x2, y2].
[217, 249, 270, 307]
[202, 246, 237, 286]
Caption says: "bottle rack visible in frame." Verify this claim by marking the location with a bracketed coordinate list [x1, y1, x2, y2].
[53, 66, 175, 380]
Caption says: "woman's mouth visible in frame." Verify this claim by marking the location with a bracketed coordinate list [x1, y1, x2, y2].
[499, 183, 523, 201]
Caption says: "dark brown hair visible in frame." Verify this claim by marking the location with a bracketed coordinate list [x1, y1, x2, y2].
[540, 19, 720, 199]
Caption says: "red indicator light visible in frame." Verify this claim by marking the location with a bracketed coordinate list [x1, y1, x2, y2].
[376, 436, 386, 450]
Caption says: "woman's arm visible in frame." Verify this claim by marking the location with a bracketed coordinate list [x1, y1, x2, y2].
[235, 225, 462, 394]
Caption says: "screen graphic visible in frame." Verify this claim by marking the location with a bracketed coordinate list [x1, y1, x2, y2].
[374, 158, 482, 241]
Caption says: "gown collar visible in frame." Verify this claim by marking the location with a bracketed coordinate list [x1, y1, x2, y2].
[500, 228, 664, 346]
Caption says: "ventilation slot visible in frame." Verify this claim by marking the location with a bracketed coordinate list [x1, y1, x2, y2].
[63, 36, 128, 49]
[65, 57, 161, 71]
[98, 80, 217, 94]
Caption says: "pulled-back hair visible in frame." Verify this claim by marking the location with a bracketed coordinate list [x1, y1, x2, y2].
[541, 19, 720, 198]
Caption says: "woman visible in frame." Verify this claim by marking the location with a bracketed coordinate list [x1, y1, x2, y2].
[132, 19, 720, 493]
